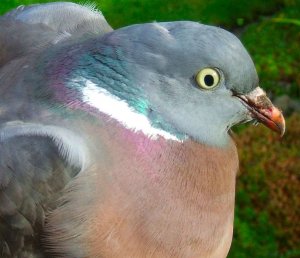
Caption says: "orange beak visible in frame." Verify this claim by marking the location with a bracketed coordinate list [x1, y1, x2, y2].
[236, 87, 285, 136]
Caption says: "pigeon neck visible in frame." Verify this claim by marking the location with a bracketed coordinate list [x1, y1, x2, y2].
[80, 79, 187, 141]
[65, 50, 187, 141]
[43, 48, 187, 141]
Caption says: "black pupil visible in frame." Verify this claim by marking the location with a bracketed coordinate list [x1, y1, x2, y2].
[204, 75, 214, 87]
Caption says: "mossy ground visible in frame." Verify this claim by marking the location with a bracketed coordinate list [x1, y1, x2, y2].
[231, 113, 300, 257]
[1, 0, 299, 257]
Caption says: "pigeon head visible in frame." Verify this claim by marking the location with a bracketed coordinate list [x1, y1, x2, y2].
[68, 21, 285, 146]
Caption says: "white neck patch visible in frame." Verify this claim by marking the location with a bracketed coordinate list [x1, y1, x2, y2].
[81, 80, 181, 141]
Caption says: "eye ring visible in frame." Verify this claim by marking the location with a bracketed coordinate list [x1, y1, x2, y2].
[195, 68, 220, 90]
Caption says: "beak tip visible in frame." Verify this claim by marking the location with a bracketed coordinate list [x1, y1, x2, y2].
[273, 108, 286, 137]
[278, 125, 285, 137]
[279, 119, 286, 137]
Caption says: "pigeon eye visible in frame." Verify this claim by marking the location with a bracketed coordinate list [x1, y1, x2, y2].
[195, 68, 220, 90]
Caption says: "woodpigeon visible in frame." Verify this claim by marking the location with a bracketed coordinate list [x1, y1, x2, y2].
[0, 2, 285, 258]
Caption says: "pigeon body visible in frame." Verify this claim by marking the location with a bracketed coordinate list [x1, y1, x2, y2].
[0, 2, 285, 258]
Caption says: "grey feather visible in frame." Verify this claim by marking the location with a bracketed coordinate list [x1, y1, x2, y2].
[0, 2, 112, 67]
[4, 2, 112, 36]
[0, 131, 82, 257]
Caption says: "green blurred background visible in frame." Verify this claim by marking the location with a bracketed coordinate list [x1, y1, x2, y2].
[1, 0, 299, 257]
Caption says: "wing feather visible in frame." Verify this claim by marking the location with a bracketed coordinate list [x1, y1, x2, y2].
[0, 2, 113, 67]
[0, 123, 89, 257]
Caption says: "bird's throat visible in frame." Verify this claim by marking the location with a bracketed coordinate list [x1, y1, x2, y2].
[87, 126, 238, 257]
[45, 122, 238, 258]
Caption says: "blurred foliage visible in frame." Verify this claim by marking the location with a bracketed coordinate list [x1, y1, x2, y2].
[99, 0, 283, 29]
[0, 0, 299, 257]
[231, 113, 300, 257]
[242, 4, 300, 98]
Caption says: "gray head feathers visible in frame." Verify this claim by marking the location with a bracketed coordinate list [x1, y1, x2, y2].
[4, 2, 112, 36]
[75, 21, 259, 146]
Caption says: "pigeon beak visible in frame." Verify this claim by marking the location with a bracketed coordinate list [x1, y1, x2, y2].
[235, 87, 285, 136]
